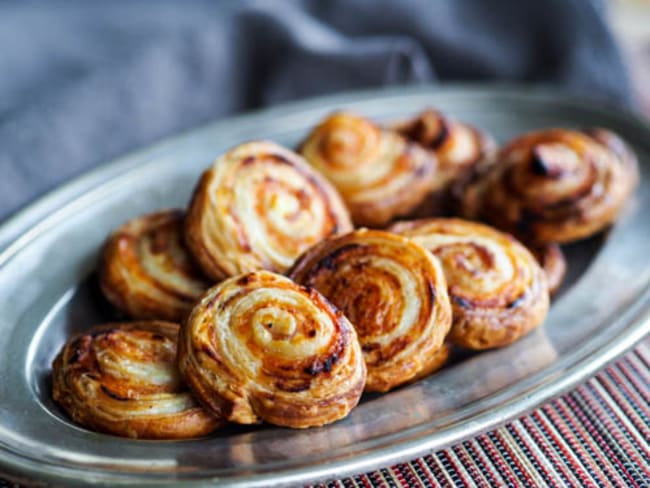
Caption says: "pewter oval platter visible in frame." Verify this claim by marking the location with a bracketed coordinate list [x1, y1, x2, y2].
[0, 85, 649, 487]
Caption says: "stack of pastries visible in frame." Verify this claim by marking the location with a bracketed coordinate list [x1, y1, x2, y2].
[52, 110, 637, 438]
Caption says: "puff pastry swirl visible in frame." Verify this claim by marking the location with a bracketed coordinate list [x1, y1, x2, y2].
[185, 141, 352, 280]
[178, 270, 366, 428]
[288, 229, 452, 392]
[52, 321, 221, 439]
[390, 218, 549, 350]
[394, 109, 497, 201]
[99, 210, 210, 322]
[460, 129, 637, 244]
[529, 243, 566, 296]
[299, 112, 437, 227]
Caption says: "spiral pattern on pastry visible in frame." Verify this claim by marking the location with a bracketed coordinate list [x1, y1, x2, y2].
[52, 321, 221, 439]
[185, 141, 352, 280]
[583, 127, 639, 186]
[99, 210, 210, 322]
[298, 112, 437, 227]
[390, 218, 549, 350]
[529, 243, 566, 296]
[178, 270, 366, 428]
[288, 229, 451, 392]
[393, 109, 498, 193]
[459, 129, 637, 244]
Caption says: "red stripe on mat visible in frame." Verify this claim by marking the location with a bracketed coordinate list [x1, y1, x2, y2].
[311, 338, 650, 487]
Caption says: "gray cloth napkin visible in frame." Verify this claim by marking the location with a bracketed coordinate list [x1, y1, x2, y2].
[0, 0, 631, 222]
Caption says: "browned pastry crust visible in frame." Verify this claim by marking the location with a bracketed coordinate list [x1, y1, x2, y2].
[52, 321, 222, 439]
[298, 112, 438, 227]
[411, 342, 450, 383]
[582, 127, 639, 186]
[392, 109, 497, 217]
[288, 229, 451, 392]
[185, 141, 352, 280]
[528, 243, 566, 296]
[459, 129, 638, 244]
[99, 210, 210, 322]
[178, 270, 367, 428]
[390, 218, 549, 350]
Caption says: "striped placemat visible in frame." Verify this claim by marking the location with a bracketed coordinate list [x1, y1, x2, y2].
[316, 338, 650, 488]
[1, 338, 648, 488]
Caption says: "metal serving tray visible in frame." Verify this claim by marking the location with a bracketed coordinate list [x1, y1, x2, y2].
[0, 85, 648, 487]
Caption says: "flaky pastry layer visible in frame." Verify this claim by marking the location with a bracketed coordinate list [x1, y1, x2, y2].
[185, 141, 352, 280]
[52, 321, 221, 439]
[299, 112, 438, 227]
[289, 229, 452, 392]
[178, 271, 366, 428]
[100, 210, 210, 322]
[391, 218, 549, 350]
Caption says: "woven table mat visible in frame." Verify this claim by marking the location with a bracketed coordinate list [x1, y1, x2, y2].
[316, 338, 650, 488]
[1, 338, 648, 487]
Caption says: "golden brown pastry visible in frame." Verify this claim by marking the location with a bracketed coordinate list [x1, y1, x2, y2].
[178, 270, 366, 428]
[411, 342, 451, 383]
[298, 112, 438, 227]
[288, 229, 452, 392]
[99, 210, 210, 322]
[392, 109, 497, 216]
[390, 218, 549, 350]
[583, 127, 639, 185]
[529, 243, 566, 296]
[582, 127, 639, 176]
[185, 141, 352, 280]
[52, 321, 221, 439]
[460, 129, 637, 244]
